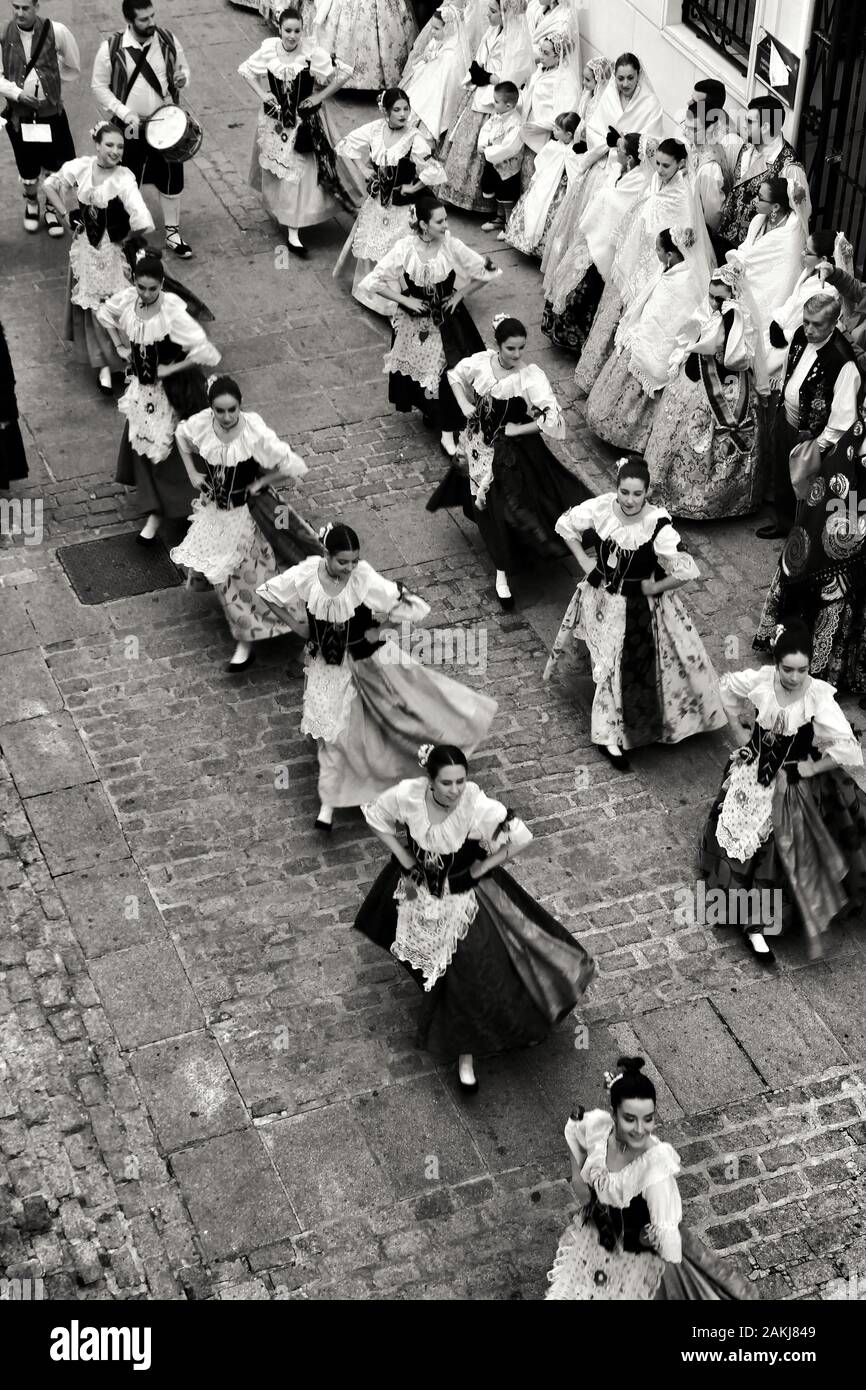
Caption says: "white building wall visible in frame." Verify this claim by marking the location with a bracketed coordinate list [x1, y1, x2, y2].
[578, 0, 814, 140]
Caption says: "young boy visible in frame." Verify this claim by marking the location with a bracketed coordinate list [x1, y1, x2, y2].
[478, 80, 522, 236]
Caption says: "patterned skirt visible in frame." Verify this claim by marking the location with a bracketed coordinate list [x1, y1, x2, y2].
[753, 565, 866, 693]
[574, 282, 623, 396]
[541, 264, 604, 357]
[584, 350, 660, 454]
[442, 99, 487, 213]
[547, 1217, 756, 1300]
[504, 171, 568, 258]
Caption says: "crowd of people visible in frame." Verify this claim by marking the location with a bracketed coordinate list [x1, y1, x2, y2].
[3, 0, 866, 1302]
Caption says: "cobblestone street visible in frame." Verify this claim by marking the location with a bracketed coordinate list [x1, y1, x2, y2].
[1, 0, 865, 1303]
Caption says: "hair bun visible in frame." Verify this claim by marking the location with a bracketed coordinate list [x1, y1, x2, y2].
[615, 1055, 646, 1074]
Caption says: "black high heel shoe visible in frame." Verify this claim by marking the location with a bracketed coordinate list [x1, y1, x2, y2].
[745, 932, 776, 966]
[226, 650, 256, 673]
[598, 744, 631, 772]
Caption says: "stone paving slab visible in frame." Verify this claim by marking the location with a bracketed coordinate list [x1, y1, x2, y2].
[0, 649, 64, 724]
[23, 783, 129, 877]
[130, 1033, 249, 1151]
[632, 999, 766, 1110]
[0, 591, 39, 656]
[711, 979, 851, 1088]
[0, 712, 96, 798]
[794, 958, 866, 1064]
[170, 1128, 299, 1261]
[262, 1102, 394, 1230]
[89, 942, 203, 1051]
[56, 861, 166, 959]
[354, 1077, 486, 1199]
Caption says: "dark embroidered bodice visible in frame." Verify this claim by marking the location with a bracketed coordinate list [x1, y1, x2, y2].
[403, 830, 486, 897]
[744, 718, 818, 787]
[474, 392, 531, 445]
[201, 457, 260, 510]
[266, 61, 313, 129]
[306, 603, 384, 665]
[129, 333, 188, 385]
[404, 269, 456, 326]
[584, 1191, 654, 1256]
[369, 155, 417, 207]
[76, 197, 130, 246]
[583, 518, 669, 595]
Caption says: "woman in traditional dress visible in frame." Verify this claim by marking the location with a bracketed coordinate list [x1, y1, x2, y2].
[359, 193, 500, 456]
[355, 742, 596, 1091]
[539, 56, 613, 284]
[645, 261, 770, 520]
[546, 1058, 756, 1300]
[726, 176, 807, 358]
[307, 0, 418, 90]
[681, 99, 726, 234]
[700, 620, 866, 963]
[518, 30, 579, 187]
[0, 320, 28, 502]
[541, 130, 647, 355]
[575, 138, 710, 396]
[766, 230, 854, 384]
[586, 50, 663, 158]
[753, 403, 866, 694]
[239, 7, 352, 257]
[257, 523, 498, 830]
[400, 5, 473, 144]
[544, 457, 726, 771]
[504, 110, 579, 258]
[584, 226, 707, 454]
[442, 0, 533, 213]
[427, 314, 589, 609]
[171, 374, 321, 672]
[42, 122, 154, 397]
[97, 253, 220, 546]
[525, 0, 579, 63]
[333, 89, 445, 315]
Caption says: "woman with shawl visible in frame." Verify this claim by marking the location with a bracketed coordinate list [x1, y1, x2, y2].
[541, 130, 648, 355]
[587, 51, 663, 159]
[401, 4, 475, 143]
[765, 230, 854, 384]
[726, 176, 808, 358]
[645, 261, 770, 519]
[504, 110, 581, 257]
[584, 225, 709, 454]
[304, 0, 419, 91]
[518, 25, 580, 185]
[442, 0, 534, 212]
[575, 137, 713, 396]
[539, 55, 612, 285]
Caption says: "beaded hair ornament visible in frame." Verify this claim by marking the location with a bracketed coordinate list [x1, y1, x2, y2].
[90, 119, 116, 142]
[317, 522, 334, 543]
[417, 743, 434, 767]
[669, 225, 696, 254]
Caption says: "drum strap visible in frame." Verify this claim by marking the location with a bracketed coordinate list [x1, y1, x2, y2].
[123, 43, 165, 103]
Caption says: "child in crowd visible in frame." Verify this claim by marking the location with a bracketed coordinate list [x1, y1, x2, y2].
[477, 80, 523, 236]
[506, 109, 581, 257]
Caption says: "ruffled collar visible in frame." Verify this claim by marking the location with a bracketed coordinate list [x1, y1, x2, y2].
[370, 121, 420, 162]
[393, 778, 485, 854]
[290, 555, 380, 621]
[578, 1111, 681, 1207]
[113, 287, 188, 342]
[262, 36, 319, 75]
[590, 495, 672, 550]
[77, 158, 136, 205]
[732, 666, 838, 721]
[179, 409, 265, 467]
[468, 352, 539, 398]
[392, 232, 466, 283]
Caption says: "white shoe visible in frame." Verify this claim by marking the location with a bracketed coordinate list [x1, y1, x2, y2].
[44, 206, 65, 238]
[23, 199, 39, 234]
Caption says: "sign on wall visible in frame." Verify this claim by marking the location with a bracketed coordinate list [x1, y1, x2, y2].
[754, 28, 801, 109]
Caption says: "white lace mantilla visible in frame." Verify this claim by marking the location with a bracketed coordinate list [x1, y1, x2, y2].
[391, 879, 478, 990]
[118, 380, 178, 462]
[716, 756, 775, 861]
[170, 500, 256, 586]
[300, 652, 356, 742]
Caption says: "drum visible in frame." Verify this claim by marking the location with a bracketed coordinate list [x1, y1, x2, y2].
[143, 104, 203, 163]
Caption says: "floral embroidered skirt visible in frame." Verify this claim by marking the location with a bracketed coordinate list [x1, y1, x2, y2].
[547, 1217, 755, 1300]
[442, 99, 487, 212]
[504, 171, 568, 258]
[584, 350, 660, 454]
[313, 0, 417, 89]
[644, 365, 765, 520]
[700, 758, 866, 947]
[312, 640, 498, 808]
[545, 583, 727, 750]
[355, 860, 595, 1062]
[574, 281, 623, 396]
[753, 565, 866, 693]
[541, 263, 604, 357]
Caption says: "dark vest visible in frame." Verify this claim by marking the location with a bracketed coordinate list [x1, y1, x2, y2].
[782, 327, 857, 438]
[107, 27, 179, 109]
[1, 17, 62, 115]
[717, 137, 802, 247]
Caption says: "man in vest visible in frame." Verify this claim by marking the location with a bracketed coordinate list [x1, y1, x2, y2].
[0, 0, 80, 236]
[756, 295, 860, 540]
[716, 93, 810, 255]
[92, 0, 193, 258]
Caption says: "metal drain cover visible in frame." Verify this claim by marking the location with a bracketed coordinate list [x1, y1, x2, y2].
[56, 533, 184, 605]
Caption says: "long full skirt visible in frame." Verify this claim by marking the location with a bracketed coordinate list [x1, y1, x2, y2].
[645, 365, 765, 520]
[504, 171, 568, 258]
[427, 433, 589, 573]
[334, 196, 413, 315]
[64, 240, 129, 372]
[574, 281, 623, 396]
[700, 758, 866, 951]
[385, 301, 482, 433]
[545, 582, 727, 750]
[753, 565, 866, 693]
[547, 1215, 756, 1300]
[355, 862, 596, 1062]
[442, 99, 487, 212]
[541, 263, 604, 357]
[313, 0, 418, 89]
[115, 426, 195, 520]
[316, 643, 497, 807]
[584, 350, 660, 454]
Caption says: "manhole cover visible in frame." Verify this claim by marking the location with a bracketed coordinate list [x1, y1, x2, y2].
[56, 533, 184, 605]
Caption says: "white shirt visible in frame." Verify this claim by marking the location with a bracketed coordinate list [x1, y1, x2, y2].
[784, 333, 860, 447]
[737, 132, 811, 218]
[0, 20, 80, 102]
[92, 25, 190, 125]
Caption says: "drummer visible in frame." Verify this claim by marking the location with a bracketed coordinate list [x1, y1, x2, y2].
[91, 0, 194, 259]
